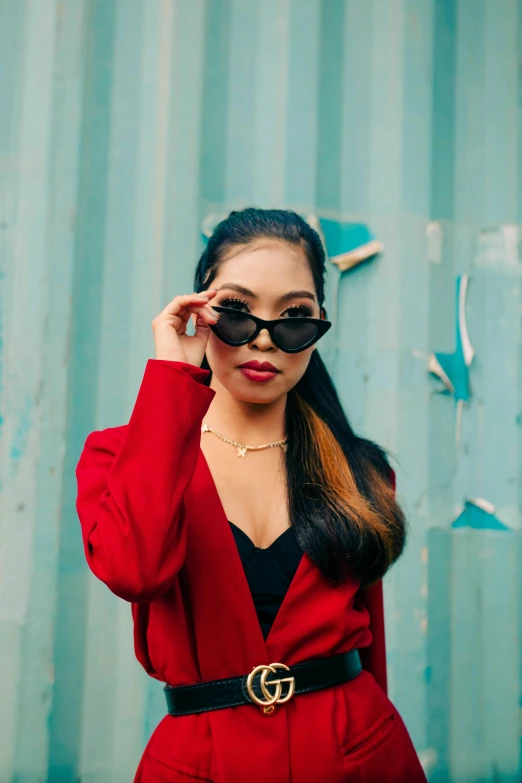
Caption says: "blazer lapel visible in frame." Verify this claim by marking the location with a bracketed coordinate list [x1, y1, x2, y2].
[182, 451, 268, 680]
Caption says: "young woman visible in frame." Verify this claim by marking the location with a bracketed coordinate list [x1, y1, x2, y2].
[76, 208, 426, 783]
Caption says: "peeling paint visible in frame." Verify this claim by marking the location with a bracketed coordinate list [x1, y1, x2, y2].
[426, 221, 443, 263]
[313, 216, 383, 272]
[477, 225, 521, 267]
[452, 498, 509, 531]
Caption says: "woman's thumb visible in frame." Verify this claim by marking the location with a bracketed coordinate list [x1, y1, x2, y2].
[193, 315, 212, 347]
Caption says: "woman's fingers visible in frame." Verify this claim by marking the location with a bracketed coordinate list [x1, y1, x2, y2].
[152, 290, 219, 363]
[160, 293, 209, 317]
[154, 292, 219, 329]
[162, 291, 218, 320]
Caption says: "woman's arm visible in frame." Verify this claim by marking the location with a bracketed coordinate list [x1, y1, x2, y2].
[76, 359, 215, 602]
[358, 580, 388, 694]
[357, 466, 397, 694]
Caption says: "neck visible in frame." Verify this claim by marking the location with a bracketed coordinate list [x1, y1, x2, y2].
[206, 372, 287, 443]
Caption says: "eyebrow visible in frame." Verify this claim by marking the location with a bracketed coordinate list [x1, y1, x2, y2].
[216, 283, 317, 303]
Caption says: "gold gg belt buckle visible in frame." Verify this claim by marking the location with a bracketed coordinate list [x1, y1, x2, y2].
[246, 662, 295, 714]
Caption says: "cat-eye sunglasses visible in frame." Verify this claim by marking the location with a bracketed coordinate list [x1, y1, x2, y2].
[208, 305, 332, 354]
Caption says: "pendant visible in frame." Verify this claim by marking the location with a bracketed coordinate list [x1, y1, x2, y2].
[237, 446, 247, 457]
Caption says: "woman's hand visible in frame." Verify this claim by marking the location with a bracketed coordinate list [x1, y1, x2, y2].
[152, 289, 219, 367]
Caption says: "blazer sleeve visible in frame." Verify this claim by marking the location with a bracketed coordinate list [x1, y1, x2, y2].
[357, 466, 397, 695]
[75, 359, 215, 602]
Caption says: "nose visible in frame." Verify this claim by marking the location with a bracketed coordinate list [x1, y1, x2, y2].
[250, 328, 276, 351]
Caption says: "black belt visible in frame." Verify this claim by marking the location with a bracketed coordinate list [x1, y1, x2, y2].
[164, 648, 362, 716]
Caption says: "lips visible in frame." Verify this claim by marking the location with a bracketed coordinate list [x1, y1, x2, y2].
[238, 361, 280, 383]
[238, 361, 280, 372]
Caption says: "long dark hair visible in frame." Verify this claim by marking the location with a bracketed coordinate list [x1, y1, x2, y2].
[194, 208, 406, 586]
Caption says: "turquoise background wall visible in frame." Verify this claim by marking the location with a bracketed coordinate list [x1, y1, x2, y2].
[1, 0, 522, 781]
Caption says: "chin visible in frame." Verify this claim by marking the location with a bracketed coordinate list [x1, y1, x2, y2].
[230, 377, 289, 404]
[233, 385, 283, 404]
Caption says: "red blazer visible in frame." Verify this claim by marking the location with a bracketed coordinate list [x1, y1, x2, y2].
[76, 360, 424, 783]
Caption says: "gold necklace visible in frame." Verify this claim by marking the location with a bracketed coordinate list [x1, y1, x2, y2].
[201, 422, 288, 458]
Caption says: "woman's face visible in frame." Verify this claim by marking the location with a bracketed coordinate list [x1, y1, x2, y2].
[203, 239, 325, 403]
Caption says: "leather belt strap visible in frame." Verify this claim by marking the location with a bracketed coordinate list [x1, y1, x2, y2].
[164, 648, 362, 716]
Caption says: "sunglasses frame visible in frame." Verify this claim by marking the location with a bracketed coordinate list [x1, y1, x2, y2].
[207, 305, 332, 353]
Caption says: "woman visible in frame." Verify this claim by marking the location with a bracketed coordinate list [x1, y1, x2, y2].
[76, 208, 426, 783]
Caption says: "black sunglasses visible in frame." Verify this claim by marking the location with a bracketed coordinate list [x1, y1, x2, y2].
[208, 305, 332, 353]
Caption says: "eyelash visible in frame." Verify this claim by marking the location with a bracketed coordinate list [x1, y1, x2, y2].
[219, 296, 314, 318]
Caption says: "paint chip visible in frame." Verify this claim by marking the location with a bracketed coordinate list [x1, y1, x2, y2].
[426, 222, 443, 263]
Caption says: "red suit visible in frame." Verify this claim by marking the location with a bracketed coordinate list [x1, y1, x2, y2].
[76, 359, 426, 783]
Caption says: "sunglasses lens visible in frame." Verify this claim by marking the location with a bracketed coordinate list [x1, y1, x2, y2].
[273, 320, 319, 351]
[213, 310, 256, 344]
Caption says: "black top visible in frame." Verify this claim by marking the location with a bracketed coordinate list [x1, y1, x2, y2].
[229, 520, 304, 639]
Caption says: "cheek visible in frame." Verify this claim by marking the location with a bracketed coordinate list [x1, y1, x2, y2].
[205, 335, 239, 371]
[278, 349, 314, 389]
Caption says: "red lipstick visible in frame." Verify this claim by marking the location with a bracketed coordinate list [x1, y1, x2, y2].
[238, 360, 280, 383]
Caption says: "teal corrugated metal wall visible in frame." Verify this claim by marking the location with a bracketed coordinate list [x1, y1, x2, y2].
[1, 1, 521, 780]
